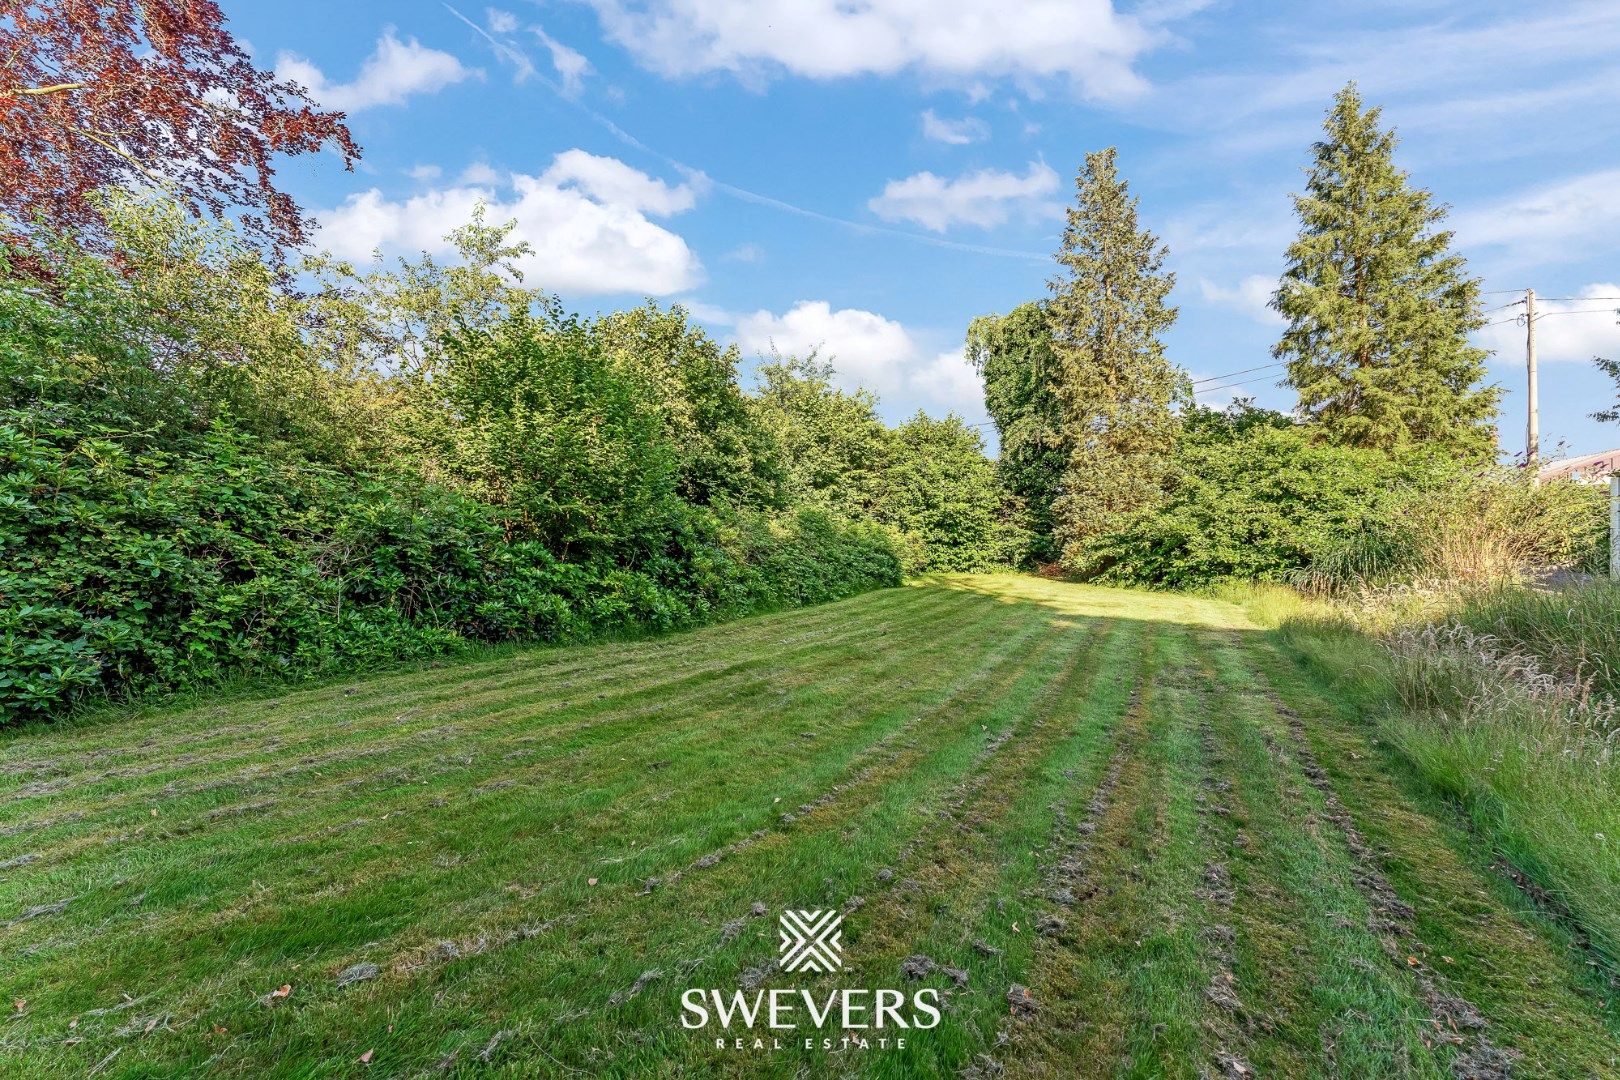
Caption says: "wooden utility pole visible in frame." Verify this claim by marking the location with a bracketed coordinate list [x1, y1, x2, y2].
[1525, 288, 1539, 469]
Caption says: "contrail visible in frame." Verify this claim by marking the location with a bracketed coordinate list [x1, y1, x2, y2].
[443, 3, 1051, 263]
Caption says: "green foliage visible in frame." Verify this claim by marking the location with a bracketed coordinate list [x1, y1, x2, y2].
[0, 206, 903, 724]
[750, 352, 891, 517]
[966, 302, 1064, 562]
[592, 303, 785, 509]
[407, 311, 684, 562]
[749, 356, 1028, 573]
[1093, 425, 1451, 588]
[1301, 471, 1606, 593]
[0, 396, 896, 722]
[1275, 84, 1499, 457]
[1180, 398, 1295, 443]
[1045, 148, 1186, 572]
[876, 413, 1032, 573]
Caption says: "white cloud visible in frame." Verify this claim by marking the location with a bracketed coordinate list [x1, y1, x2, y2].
[735, 301, 984, 415]
[318, 151, 703, 295]
[542, 148, 696, 214]
[1476, 284, 1620, 364]
[457, 161, 503, 185]
[407, 163, 443, 182]
[276, 29, 472, 112]
[723, 242, 763, 263]
[486, 7, 520, 33]
[533, 26, 594, 96]
[921, 110, 989, 145]
[579, 0, 1160, 98]
[1199, 275, 1283, 325]
[868, 162, 1060, 232]
[1451, 170, 1620, 267]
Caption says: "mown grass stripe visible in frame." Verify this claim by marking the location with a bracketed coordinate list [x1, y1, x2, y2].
[0, 586, 1057, 1068]
[0, 585, 955, 808]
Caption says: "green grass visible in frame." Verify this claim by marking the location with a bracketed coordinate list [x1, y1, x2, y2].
[1243, 579, 1620, 972]
[2, 575, 1616, 1077]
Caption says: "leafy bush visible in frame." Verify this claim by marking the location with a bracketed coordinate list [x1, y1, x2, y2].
[1300, 470, 1606, 594]
[1091, 424, 1449, 588]
[0, 405, 897, 722]
[751, 357, 1030, 574]
[0, 224, 900, 723]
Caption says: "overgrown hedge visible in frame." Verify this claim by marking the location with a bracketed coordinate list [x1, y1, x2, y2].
[0, 408, 898, 722]
[1089, 422, 1606, 590]
[1090, 425, 1450, 588]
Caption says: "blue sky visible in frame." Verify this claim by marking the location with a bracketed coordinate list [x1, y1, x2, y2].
[233, 0, 1620, 458]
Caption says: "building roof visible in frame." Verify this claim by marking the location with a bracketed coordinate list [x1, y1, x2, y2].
[1537, 449, 1620, 484]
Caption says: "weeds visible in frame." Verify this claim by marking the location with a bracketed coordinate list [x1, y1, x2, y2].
[1240, 577, 1620, 967]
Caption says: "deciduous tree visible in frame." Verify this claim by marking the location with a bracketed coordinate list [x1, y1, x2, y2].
[967, 302, 1065, 562]
[0, 0, 359, 256]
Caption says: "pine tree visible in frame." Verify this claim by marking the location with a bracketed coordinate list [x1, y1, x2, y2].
[1274, 83, 1499, 457]
[1045, 147, 1184, 572]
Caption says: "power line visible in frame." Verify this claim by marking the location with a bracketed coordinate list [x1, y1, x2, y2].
[1533, 308, 1620, 318]
[1191, 361, 1287, 386]
[1194, 372, 1290, 397]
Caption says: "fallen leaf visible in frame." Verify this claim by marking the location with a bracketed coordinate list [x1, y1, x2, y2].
[587, 878, 598, 886]
[150, 808, 158, 817]
[1406, 956, 1419, 967]
[212, 1025, 227, 1034]
[13, 999, 24, 1012]
[1011, 922, 1019, 933]
[70, 1019, 79, 1029]
[360, 1050, 374, 1064]
[1442, 956, 1455, 964]
[271, 984, 292, 998]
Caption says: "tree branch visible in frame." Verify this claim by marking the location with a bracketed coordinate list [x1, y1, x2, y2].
[5, 82, 87, 97]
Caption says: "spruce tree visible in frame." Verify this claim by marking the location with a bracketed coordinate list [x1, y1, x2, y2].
[1274, 83, 1499, 457]
[1045, 147, 1184, 572]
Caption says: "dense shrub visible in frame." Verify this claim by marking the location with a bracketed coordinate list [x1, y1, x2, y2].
[751, 357, 1031, 573]
[876, 413, 1031, 573]
[0, 217, 902, 723]
[1090, 424, 1450, 588]
[0, 407, 897, 721]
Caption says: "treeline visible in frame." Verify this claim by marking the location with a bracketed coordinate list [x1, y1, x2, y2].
[5, 79, 1613, 721]
[970, 85, 1609, 589]
[0, 197, 1028, 722]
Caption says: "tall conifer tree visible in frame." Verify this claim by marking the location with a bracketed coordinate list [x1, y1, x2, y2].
[1045, 147, 1184, 572]
[1274, 84, 1499, 457]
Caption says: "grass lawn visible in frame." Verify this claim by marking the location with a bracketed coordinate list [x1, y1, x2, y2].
[2, 575, 1616, 1077]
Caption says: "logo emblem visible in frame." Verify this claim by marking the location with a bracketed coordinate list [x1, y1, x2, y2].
[778, 909, 843, 973]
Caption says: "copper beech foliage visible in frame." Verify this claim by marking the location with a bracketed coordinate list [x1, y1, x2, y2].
[0, 0, 359, 255]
